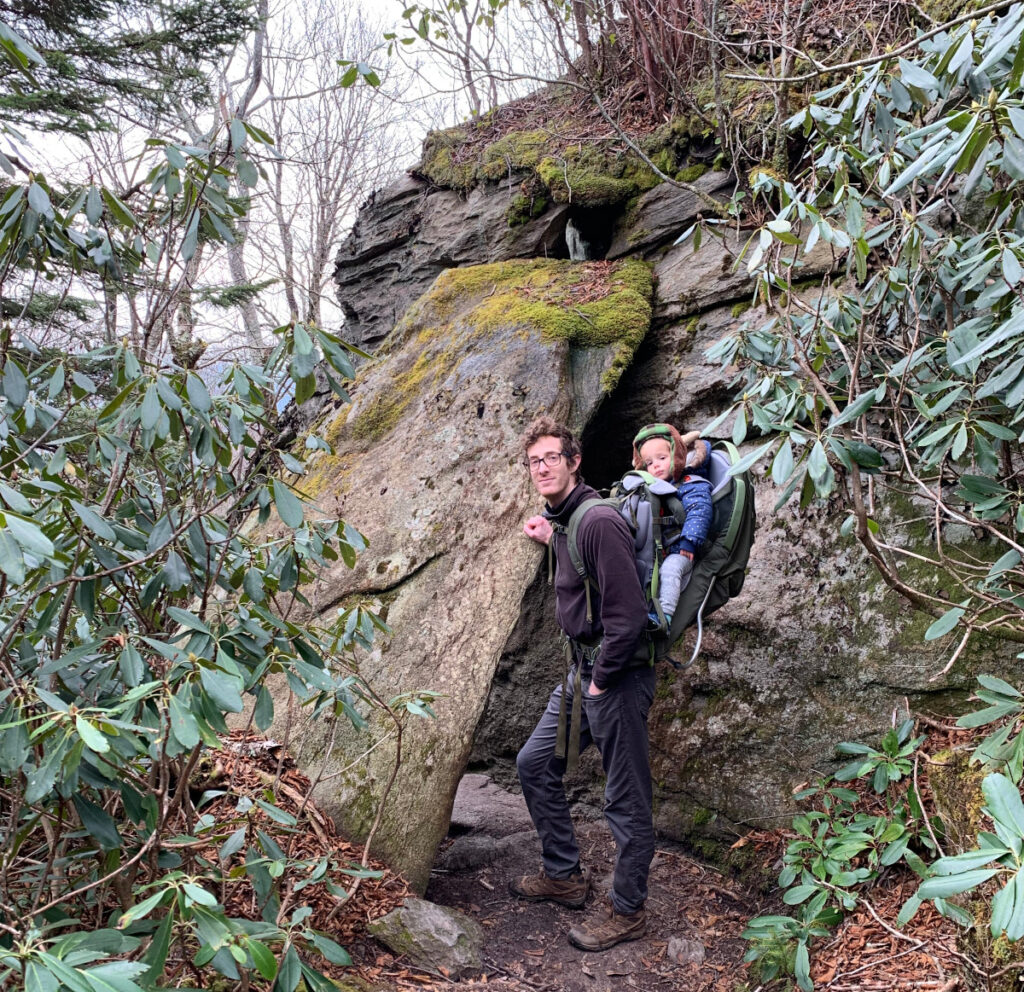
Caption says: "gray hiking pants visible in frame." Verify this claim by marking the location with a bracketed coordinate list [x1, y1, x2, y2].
[516, 662, 656, 915]
[658, 551, 694, 620]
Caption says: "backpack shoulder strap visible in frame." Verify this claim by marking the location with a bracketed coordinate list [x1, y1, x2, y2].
[717, 440, 749, 553]
[564, 498, 612, 577]
[563, 498, 614, 623]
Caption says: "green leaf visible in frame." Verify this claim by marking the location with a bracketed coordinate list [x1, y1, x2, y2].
[958, 702, 1020, 728]
[182, 881, 218, 906]
[977, 675, 1021, 697]
[26, 960, 59, 992]
[168, 694, 200, 749]
[2, 359, 28, 408]
[794, 939, 812, 992]
[243, 567, 265, 603]
[782, 884, 820, 905]
[274, 944, 301, 992]
[0, 526, 26, 583]
[898, 57, 938, 88]
[140, 383, 161, 430]
[237, 157, 258, 188]
[807, 440, 829, 483]
[247, 940, 277, 980]
[199, 666, 244, 713]
[166, 606, 212, 635]
[186, 373, 212, 412]
[924, 606, 966, 641]
[70, 500, 117, 541]
[272, 480, 304, 528]
[142, 911, 174, 983]
[119, 888, 168, 927]
[5, 512, 54, 557]
[951, 423, 969, 460]
[728, 440, 775, 476]
[1004, 868, 1024, 940]
[918, 867, 1000, 899]
[253, 798, 297, 826]
[219, 826, 246, 860]
[896, 893, 922, 927]
[163, 551, 191, 591]
[984, 773, 1024, 839]
[72, 793, 122, 850]
[181, 209, 200, 261]
[294, 373, 316, 405]
[75, 714, 110, 753]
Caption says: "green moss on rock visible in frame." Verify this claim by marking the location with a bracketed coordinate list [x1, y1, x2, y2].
[506, 192, 548, 227]
[675, 163, 708, 183]
[537, 145, 662, 207]
[478, 130, 552, 181]
[419, 127, 476, 190]
[928, 748, 986, 853]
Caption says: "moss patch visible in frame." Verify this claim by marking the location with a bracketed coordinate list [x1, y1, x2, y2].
[928, 748, 986, 853]
[418, 127, 476, 190]
[307, 259, 652, 477]
[506, 192, 548, 227]
[427, 258, 652, 393]
[537, 144, 662, 208]
[478, 129, 552, 181]
[416, 120, 711, 205]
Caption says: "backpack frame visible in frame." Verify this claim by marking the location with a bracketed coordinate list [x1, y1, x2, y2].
[560, 440, 756, 668]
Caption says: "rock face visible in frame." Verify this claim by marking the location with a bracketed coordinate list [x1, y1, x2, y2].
[313, 157, 1015, 884]
[367, 898, 484, 977]
[334, 173, 570, 348]
[282, 258, 653, 892]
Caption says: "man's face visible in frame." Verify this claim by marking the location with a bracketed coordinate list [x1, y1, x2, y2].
[526, 435, 580, 505]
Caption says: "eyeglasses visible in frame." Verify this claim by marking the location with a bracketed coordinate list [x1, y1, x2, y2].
[524, 452, 566, 472]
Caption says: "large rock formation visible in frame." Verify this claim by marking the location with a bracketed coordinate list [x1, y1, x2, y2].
[280, 258, 652, 891]
[302, 145, 1013, 887]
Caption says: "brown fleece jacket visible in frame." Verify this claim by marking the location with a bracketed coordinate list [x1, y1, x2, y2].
[544, 483, 648, 689]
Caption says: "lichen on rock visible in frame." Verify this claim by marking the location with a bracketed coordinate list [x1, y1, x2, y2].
[271, 255, 653, 893]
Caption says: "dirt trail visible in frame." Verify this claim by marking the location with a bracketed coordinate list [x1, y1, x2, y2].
[421, 774, 762, 992]
[346, 773, 970, 991]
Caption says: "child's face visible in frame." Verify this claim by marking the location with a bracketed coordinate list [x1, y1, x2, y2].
[640, 438, 673, 480]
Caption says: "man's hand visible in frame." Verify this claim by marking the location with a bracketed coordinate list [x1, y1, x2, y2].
[524, 515, 552, 545]
[588, 681, 605, 696]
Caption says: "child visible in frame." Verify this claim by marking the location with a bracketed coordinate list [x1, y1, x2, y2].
[632, 423, 713, 627]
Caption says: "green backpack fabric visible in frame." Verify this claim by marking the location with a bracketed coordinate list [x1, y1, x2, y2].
[562, 440, 756, 666]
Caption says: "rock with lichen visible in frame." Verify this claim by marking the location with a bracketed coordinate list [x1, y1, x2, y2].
[272, 258, 652, 892]
[367, 898, 484, 977]
[334, 173, 570, 348]
[320, 92, 1020, 885]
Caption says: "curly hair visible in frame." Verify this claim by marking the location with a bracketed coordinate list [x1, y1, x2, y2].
[520, 416, 583, 483]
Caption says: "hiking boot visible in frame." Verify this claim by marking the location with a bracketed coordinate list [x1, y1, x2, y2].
[509, 869, 589, 908]
[567, 898, 646, 951]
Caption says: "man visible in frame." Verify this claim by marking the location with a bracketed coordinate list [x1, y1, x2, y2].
[512, 415, 654, 952]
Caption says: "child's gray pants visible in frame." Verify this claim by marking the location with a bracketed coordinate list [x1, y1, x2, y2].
[657, 551, 694, 619]
[516, 662, 656, 915]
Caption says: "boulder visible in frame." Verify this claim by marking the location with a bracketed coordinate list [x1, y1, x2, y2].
[472, 292, 1013, 852]
[605, 170, 734, 260]
[279, 258, 653, 891]
[334, 172, 571, 347]
[325, 165, 1017, 875]
[652, 228, 842, 327]
[367, 898, 484, 977]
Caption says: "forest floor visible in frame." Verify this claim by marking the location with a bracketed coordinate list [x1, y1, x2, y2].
[341, 773, 968, 992]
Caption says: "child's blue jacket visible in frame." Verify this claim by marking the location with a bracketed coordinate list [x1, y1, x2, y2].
[666, 439, 713, 556]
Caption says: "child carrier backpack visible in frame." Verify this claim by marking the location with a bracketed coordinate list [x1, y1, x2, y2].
[560, 440, 756, 668]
